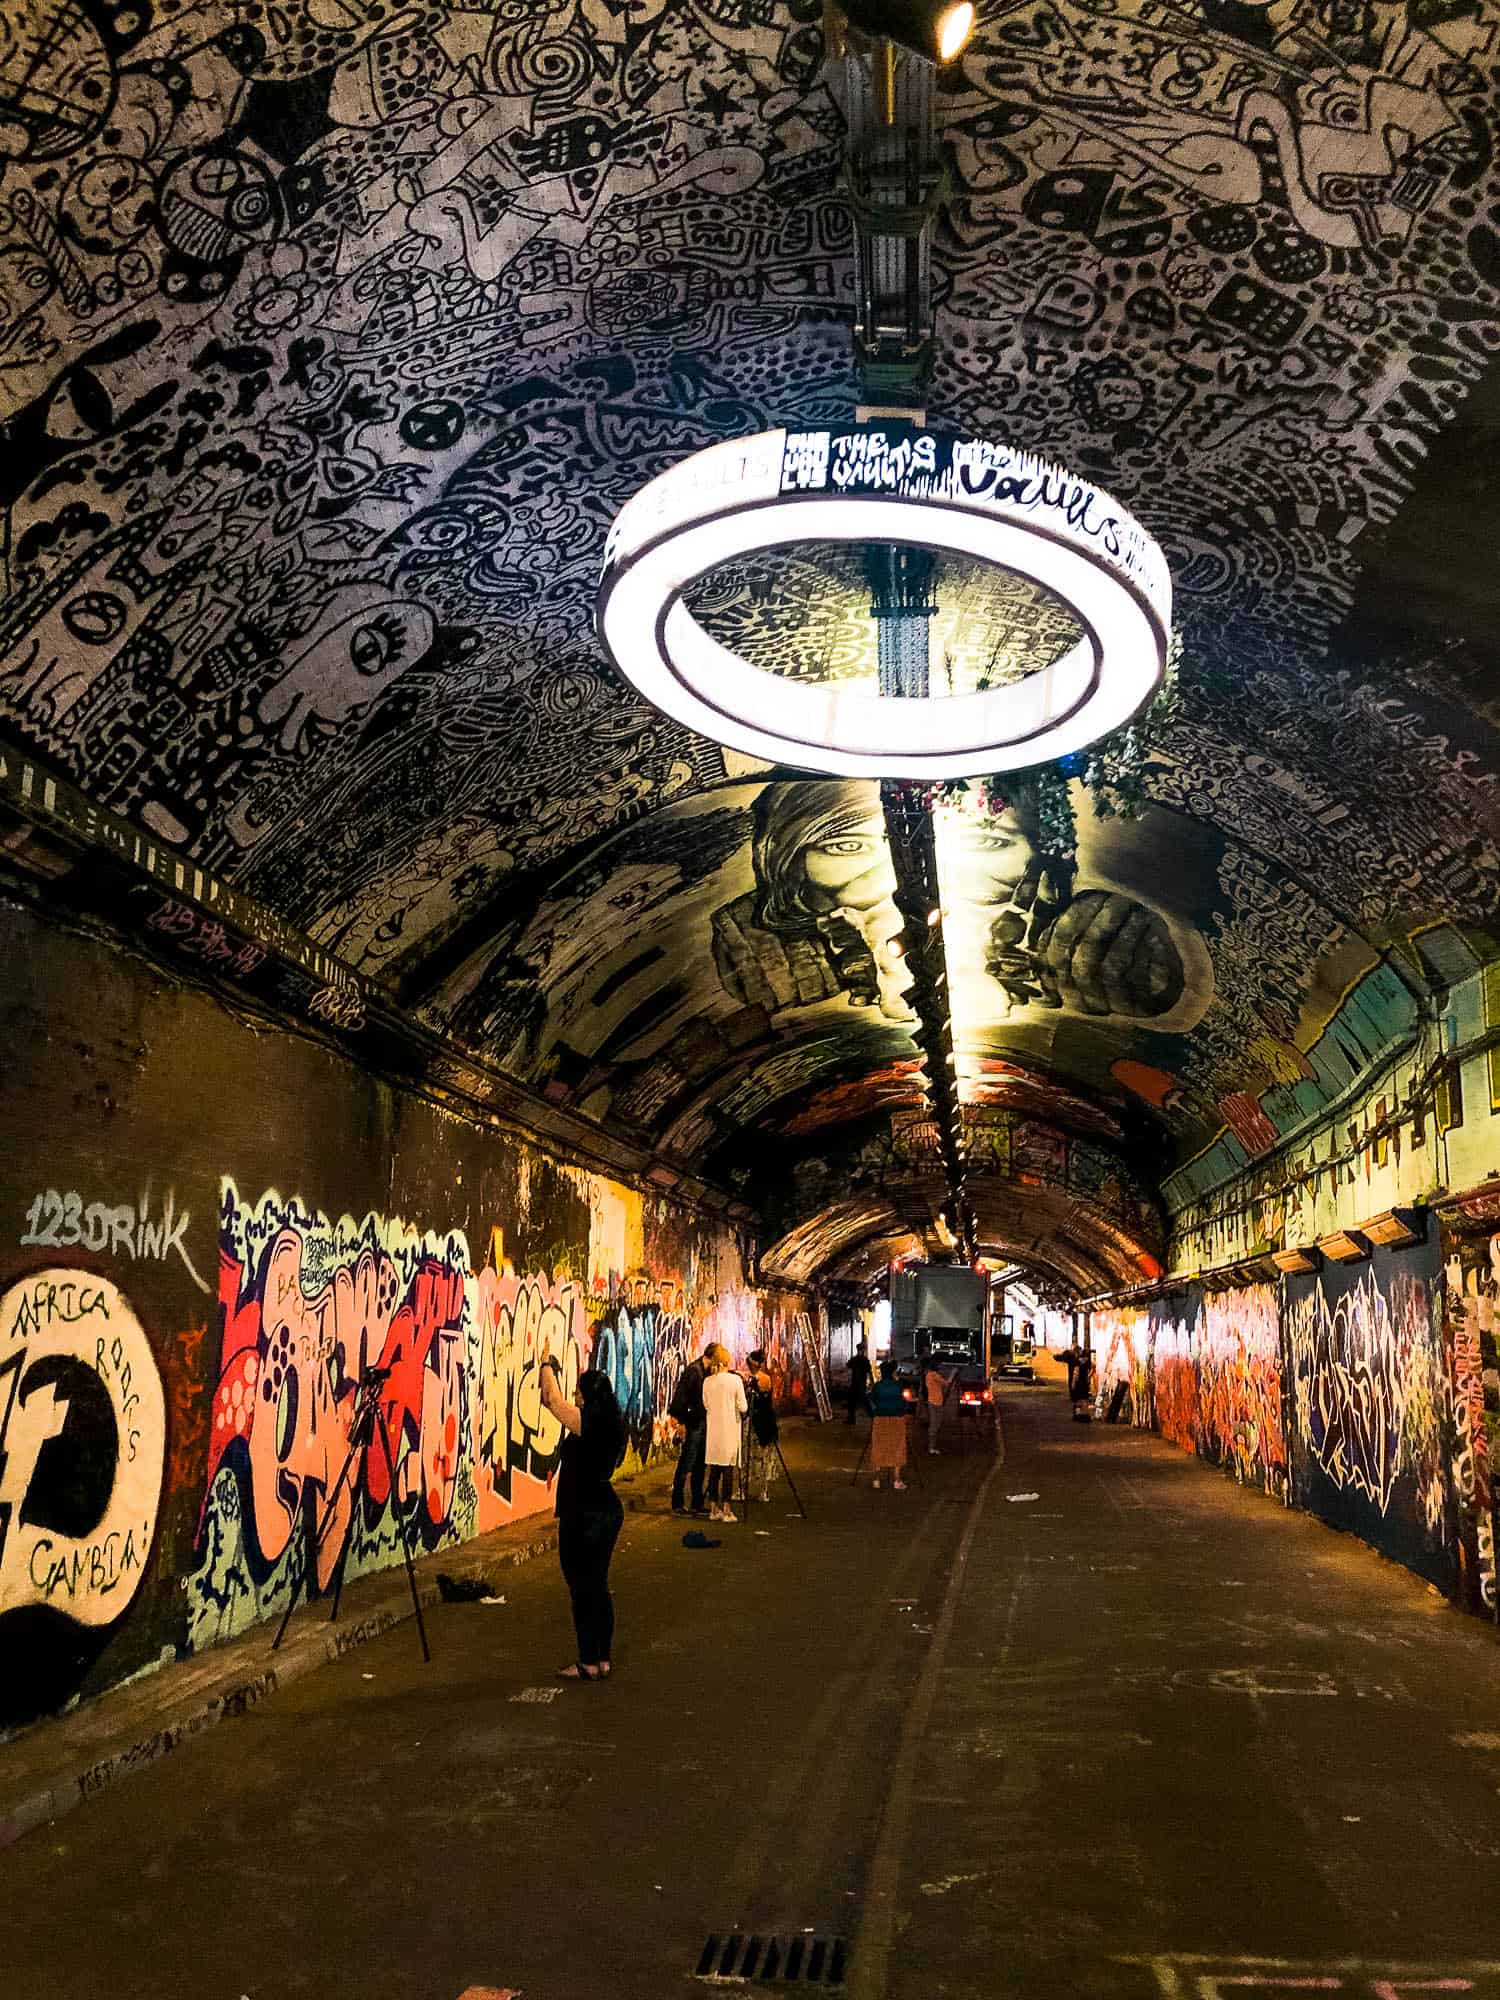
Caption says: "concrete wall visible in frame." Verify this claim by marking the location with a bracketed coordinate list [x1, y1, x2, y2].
[0, 897, 809, 1731]
[1091, 1220, 1499, 1610]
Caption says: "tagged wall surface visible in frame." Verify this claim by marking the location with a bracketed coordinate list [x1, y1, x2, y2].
[1107, 1225, 1479, 1606]
[1283, 1241, 1453, 1591]
[0, 899, 805, 1729]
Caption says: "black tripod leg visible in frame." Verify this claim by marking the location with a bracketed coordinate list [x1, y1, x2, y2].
[775, 1441, 807, 1517]
[272, 1437, 360, 1652]
[374, 1406, 432, 1664]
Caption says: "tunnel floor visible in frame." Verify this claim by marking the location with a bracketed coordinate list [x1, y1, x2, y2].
[8, 1381, 1500, 2000]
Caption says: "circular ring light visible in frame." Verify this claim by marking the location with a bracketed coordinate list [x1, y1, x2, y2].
[597, 427, 1171, 779]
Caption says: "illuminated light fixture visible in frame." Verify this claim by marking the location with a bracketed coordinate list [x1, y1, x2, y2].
[1318, 1229, 1371, 1265]
[889, 937, 905, 958]
[1271, 1244, 1322, 1275]
[833, 0, 975, 63]
[927, 906, 942, 925]
[598, 427, 1171, 780]
[1361, 1207, 1425, 1249]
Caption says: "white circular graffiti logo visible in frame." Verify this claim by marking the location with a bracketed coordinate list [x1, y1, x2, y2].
[0, 1268, 165, 1627]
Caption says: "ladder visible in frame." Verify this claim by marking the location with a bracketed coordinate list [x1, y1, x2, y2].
[798, 1310, 833, 1422]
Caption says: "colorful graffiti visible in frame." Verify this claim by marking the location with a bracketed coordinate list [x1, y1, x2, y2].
[1094, 1308, 1150, 1425]
[1444, 1226, 1500, 1616]
[194, 1187, 471, 1645]
[1151, 1311, 1200, 1458]
[587, 1277, 694, 1461]
[1285, 1266, 1442, 1522]
[189, 1182, 800, 1650]
[1283, 1251, 1453, 1588]
[0, 1269, 165, 1726]
[1196, 1285, 1286, 1498]
[473, 1267, 583, 1521]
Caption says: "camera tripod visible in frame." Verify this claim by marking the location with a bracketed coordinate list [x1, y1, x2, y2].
[271, 1363, 432, 1663]
[736, 1421, 808, 1521]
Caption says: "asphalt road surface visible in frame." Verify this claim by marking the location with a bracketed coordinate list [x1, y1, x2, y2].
[8, 1383, 1500, 2000]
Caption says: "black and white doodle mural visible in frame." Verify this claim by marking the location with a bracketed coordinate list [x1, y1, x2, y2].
[3, 0, 1500, 1222]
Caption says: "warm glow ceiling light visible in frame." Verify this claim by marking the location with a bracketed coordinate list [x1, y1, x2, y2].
[598, 427, 1171, 780]
[834, 0, 975, 62]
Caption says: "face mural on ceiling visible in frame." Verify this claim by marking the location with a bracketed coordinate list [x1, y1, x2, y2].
[710, 777, 1214, 1035]
[432, 774, 1225, 1163]
[0, 0, 1498, 1191]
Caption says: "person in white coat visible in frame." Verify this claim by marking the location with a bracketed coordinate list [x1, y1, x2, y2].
[701, 1342, 747, 1523]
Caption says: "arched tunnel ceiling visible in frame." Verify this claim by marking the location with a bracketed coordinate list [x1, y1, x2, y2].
[3, 0, 1500, 1288]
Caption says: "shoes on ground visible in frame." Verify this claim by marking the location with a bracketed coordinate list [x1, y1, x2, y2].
[928, 1448, 940, 1456]
[894, 1480, 908, 1491]
[871, 1478, 882, 1490]
[720, 1508, 738, 1523]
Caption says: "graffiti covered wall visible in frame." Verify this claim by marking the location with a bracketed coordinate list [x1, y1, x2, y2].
[1124, 1233, 1475, 1599]
[1091, 1306, 1150, 1427]
[1442, 1215, 1500, 1615]
[1283, 1243, 1452, 1590]
[1195, 1285, 1286, 1500]
[0, 898, 805, 1727]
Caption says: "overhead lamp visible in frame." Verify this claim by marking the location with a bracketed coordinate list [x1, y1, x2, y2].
[1362, 1207, 1425, 1249]
[599, 427, 1170, 780]
[1272, 1245, 1322, 1276]
[834, 0, 975, 63]
[1318, 1229, 1371, 1265]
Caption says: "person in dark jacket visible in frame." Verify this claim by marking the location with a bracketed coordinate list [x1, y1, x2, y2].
[540, 1349, 626, 1682]
[669, 1342, 713, 1515]
[846, 1340, 874, 1425]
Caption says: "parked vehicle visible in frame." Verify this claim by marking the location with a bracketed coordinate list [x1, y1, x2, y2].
[888, 1266, 993, 1409]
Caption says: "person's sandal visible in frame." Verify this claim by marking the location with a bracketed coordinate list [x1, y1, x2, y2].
[557, 1663, 601, 1682]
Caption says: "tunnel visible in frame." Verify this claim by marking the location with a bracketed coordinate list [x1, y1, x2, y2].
[3, 0, 1500, 1993]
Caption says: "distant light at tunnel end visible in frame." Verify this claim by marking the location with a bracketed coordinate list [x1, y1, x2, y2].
[598, 427, 1171, 780]
[936, 3, 974, 59]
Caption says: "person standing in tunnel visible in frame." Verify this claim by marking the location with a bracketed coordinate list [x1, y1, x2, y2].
[867, 1359, 910, 1492]
[847, 1339, 874, 1425]
[925, 1356, 954, 1455]
[540, 1348, 626, 1682]
[669, 1338, 713, 1515]
[702, 1343, 747, 1523]
[743, 1346, 780, 1505]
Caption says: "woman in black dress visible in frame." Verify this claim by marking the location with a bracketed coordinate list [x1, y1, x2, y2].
[539, 1345, 626, 1682]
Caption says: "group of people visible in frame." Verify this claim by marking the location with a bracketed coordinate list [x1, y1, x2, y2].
[533, 1332, 783, 1682]
[843, 1340, 960, 1491]
[530, 1326, 1022, 1685]
[669, 1341, 781, 1521]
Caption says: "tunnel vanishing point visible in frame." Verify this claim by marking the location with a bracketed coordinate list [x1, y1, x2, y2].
[4, 3, 1500, 1996]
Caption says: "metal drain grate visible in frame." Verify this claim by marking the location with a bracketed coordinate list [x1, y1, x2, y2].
[693, 1934, 847, 1986]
